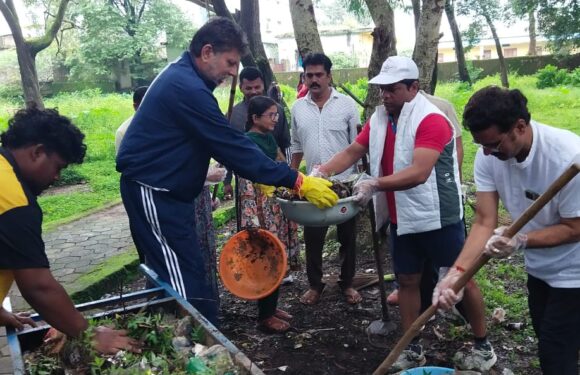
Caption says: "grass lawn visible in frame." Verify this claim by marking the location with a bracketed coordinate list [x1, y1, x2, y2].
[1, 74, 578, 228]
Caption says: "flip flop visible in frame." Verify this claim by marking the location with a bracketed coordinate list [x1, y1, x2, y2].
[274, 309, 293, 320]
[258, 316, 291, 334]
[343, 287, 362, 305]
[300, 287, 324, 305]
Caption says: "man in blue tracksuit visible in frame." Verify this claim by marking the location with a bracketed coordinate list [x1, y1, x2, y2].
[116, 17, 337, 325]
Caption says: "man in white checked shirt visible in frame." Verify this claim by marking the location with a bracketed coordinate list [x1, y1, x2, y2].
[290, 53, 362, 306]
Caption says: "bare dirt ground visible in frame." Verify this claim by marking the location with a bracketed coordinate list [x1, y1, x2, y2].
[216, 219, 542, 375]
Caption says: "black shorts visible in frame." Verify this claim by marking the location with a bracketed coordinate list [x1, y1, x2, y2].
[390, 220, 465, 275]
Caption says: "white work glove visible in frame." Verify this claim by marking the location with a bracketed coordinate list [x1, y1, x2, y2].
[309, 165, 329, 178]
[352, 174, 380, 206]
[484, 226, 528, 258]
[205, 165, 227, 185]
[432, 266, 465, 311]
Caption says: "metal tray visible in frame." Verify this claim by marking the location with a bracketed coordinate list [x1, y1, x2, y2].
[6, 264, 264, 375]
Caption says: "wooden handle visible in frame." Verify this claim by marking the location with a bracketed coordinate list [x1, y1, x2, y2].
[373, 159, 580, 375]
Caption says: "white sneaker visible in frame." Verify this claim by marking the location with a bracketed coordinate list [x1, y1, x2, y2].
[454, 342, 497, 372]
[388, 345, 426, 373]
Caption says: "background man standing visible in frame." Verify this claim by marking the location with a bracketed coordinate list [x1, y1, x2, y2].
[434, 86, 580, 375]
[115, 86, 148, 153]
[290, 53, 362, 306]
[224, 67, 291, 198]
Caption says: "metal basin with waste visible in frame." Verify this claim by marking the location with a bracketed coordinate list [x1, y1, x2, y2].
[276, 196, 360, 227]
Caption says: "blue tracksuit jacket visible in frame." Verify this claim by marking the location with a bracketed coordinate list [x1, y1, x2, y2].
[116, 51, 297, 202]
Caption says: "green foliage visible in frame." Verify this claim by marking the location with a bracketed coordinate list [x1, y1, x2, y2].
[465, 61, 484, 82]
[65, 0, 195, 83]
[328, 52, 359, 69]
[537, 0, 579, 51]
[535, 64, 579, 88]
[52, 166, 86, 187]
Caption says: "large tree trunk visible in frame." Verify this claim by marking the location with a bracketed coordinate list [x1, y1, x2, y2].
[211, 0, 258, 69]
[362, 0, 397, 120]
[527, 9, 537, 55]
[484, 14, 509, 87]
[445, 0, 471, 84]
[0, 0, 70, 108]
[240, 0, 275, 88]
[413, 0, 445, 94]
[289, 0, 324, 60]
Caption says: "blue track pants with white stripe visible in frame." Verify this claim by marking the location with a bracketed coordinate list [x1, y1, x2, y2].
[120, 177, 219, 325]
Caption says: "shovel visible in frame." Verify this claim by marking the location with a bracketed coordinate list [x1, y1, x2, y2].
[373, 156, 580, 374]
[355, 125, 397, 342]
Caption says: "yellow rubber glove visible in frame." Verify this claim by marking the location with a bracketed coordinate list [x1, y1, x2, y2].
[294, 173, 338, 209]
[255, 184, 276, 197]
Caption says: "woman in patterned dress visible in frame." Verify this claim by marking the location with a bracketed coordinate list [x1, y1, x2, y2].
[239, 96, 299, 333]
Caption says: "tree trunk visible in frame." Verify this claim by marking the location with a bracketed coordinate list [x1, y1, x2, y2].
[413, 0, 445, 94]
[240, 0, 275, 88]
[484, 14, 509, 87]
[0, 0, 70, 109]
[445, 0, 471, 84]
[411, 0, 421, 33]
[527, 9, 537, 55]
[289, 0, 324, 60]
[210, 0, 258, 69]
[362, 0, 397, 120]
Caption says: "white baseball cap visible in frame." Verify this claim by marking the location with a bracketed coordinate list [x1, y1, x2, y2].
[369, 56, 419, 85]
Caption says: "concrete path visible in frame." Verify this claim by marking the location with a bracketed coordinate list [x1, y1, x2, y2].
[1, 203, 134, 373]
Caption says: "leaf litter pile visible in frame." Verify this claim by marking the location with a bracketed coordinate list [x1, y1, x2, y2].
[25, 312, 243, 375]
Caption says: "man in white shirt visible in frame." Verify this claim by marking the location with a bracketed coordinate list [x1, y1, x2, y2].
[433, 86, 580, 375]
[290, 53, 362, 306]
[115, 86, 148, 154]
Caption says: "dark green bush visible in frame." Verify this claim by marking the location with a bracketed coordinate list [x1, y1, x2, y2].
[536, 65, 571, 88]
[52, 167, 86, 187]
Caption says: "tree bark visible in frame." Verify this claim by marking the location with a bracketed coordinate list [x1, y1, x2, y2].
[411, 0, 421, 33]
[210, 0, 258, 69]
[527, 9, 537, 55]
[362, 0, 397, 120]
[240, 0, 275, 88]
[445, 0, 471, 84]
[484, 13, 509, 87]
[289, 0, 324, 60]
[413, 0, 445, 94]
[1, 0, 70, 108]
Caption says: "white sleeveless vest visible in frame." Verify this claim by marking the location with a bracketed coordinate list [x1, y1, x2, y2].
[369, 93, 463, 235]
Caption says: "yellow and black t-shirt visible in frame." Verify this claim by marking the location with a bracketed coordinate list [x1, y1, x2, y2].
[0, 147, 48, 302]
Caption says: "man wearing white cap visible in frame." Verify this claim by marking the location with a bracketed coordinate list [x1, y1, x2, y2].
[315, 56, 495, 372]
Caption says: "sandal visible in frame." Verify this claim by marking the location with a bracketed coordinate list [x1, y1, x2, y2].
[300, 287, 324, 305]
[274, 309, 293, 320]
[258, 316, 291, 334]
[343, 287, 362, 305]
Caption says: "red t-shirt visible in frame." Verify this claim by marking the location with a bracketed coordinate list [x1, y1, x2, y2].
[355, 113, 452, 224]
[297, 85, 309, 99]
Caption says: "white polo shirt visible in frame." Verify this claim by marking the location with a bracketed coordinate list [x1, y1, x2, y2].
[290, 88, 360, 181]
[474, 121, 580, 287]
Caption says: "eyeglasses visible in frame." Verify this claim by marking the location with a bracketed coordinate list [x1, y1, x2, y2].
[473, 132, 509, 153]
[261, 112, 279, 121]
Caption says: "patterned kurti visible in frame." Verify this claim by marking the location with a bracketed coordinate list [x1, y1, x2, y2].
[194, 186, 219, 308]
[239, 178, 300, 269]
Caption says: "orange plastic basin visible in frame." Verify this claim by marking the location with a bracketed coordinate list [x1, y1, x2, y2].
[219, 229, 287, 300]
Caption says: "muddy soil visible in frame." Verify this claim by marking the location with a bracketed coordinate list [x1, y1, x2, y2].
[215, 219, 542, 375]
